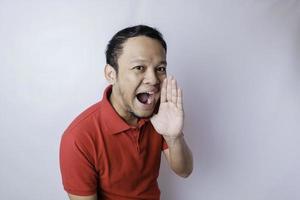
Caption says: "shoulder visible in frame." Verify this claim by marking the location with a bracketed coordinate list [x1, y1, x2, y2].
[62, 101, 103, 142]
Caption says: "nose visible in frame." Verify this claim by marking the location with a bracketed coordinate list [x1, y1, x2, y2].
[143, 69, 159, 85]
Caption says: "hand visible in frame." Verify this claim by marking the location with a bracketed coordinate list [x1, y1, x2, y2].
[151, 76, 184, 139]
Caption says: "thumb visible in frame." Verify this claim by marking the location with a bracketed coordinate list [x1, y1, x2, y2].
[150, 114, 157, 123]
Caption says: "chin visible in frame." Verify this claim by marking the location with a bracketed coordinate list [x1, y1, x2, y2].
[136, 100, 160, 118]
[133, 110, 155, 119]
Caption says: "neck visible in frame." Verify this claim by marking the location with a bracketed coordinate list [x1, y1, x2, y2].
[109, 87, 138, 126]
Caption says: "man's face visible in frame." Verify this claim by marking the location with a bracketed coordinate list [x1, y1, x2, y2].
[112, 36, 167, 119]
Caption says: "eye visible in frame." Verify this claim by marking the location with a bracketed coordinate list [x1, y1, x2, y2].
[134, 65, 145, 71]
[156, 66, 166, 73]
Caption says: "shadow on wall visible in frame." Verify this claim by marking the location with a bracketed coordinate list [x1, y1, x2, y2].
[158, 1, 300, 199]
[271, 0, 300, 87]
[294, 25, 300, 89]
[158, 55, 229, 199]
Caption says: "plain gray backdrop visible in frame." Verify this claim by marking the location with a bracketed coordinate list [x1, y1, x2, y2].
[0, 0, 299, 199]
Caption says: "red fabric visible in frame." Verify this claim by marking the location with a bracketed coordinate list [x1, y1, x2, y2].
[59, 85, 168, 199]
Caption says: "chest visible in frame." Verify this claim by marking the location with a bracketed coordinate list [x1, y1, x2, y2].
[97, 127, 163, 190]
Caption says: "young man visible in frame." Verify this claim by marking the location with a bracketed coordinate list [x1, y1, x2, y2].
[59, 25, 193, 200]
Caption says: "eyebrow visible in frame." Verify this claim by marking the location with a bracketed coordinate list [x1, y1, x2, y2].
[130, 59, 167, 66]
[158, 61, 167, 66]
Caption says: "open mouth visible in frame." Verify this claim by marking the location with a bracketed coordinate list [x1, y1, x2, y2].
[136, 91, 155, 105]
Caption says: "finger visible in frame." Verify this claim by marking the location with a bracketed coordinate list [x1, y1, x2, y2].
[160, 78, 167, 103]
[177, 87, 183, 110]
[171, 78, 177, 104]
[166, 76, 172, 102]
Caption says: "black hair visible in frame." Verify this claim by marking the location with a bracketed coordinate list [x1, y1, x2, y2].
[105, 25, 167, 72]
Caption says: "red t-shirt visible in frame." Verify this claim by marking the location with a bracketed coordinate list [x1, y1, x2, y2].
[59, 85, 168, 199]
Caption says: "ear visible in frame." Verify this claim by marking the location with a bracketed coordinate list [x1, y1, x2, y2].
[104, 64, 117, 84]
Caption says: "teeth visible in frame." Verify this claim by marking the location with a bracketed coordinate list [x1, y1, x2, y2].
[147, 91, 155, 95]
[147, 93, 155, 104]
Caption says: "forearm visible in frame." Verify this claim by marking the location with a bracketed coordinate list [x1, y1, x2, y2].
[164, 134, 193, 178]
[68, 193, 97, 200]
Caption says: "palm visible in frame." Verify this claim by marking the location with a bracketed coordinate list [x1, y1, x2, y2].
[151, 76, 184, 137]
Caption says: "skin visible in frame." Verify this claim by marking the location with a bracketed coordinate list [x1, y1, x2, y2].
[107, 36, 167, 125]
[68, 194, 97, 200]
[68, 36, 193, 200]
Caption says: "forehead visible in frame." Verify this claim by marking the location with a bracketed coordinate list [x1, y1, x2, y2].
[119, 36, 166, 64]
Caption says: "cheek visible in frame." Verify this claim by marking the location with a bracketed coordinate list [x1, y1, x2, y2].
[122, 85, 138, 101]
[118, 73, 144, 97]
[158, 74, 166, 81]
[123, 73, 144, 86]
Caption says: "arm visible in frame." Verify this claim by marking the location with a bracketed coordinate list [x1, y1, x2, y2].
[59, 132, 99, 200]
[68, 193, 97, 200]
[163, 134, 193, 177]
[151, 76, 193, 178]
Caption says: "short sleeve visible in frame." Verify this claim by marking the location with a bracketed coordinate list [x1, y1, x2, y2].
[59, 130, 98, 196]
[161, 137, 169, 150]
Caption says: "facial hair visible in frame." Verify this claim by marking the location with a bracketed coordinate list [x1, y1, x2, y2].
[118, 86, 159, 119]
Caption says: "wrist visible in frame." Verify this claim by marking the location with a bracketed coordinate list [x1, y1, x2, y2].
[163, 132, 184, 145]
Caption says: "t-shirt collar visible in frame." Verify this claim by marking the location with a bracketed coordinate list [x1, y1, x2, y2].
[100, 85, 148, 134]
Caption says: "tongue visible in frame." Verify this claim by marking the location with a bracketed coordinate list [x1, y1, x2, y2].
[137, 93, 149, 104]
[137, 93, 155, 105]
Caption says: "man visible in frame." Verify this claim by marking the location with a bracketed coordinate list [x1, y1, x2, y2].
[59, 25, 193, 200]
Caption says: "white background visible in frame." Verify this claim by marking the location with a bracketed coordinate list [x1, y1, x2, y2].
[0, 0, 299, 199]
